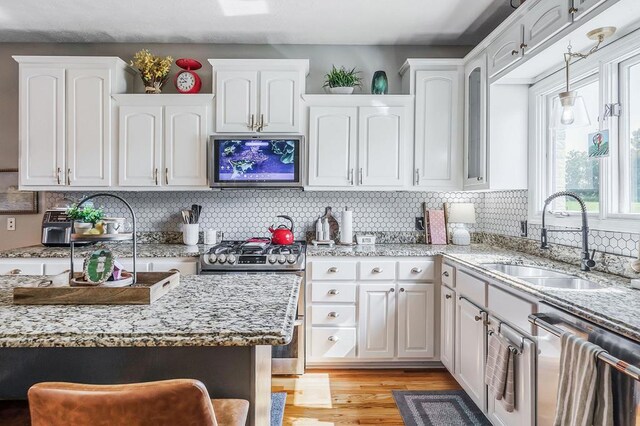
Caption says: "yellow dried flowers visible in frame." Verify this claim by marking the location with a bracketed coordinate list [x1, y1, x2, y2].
[130, 49, 173, 93]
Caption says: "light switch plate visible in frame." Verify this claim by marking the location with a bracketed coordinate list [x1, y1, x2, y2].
[7, 217, 15, 231]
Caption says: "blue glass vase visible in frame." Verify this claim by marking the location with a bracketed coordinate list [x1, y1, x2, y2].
[371, 70, 388, 95]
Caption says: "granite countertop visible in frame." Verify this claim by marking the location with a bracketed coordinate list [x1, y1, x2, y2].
[306, 243, 474, 257]
[0, 274, 300, 348]
[0, 243, 204, 259]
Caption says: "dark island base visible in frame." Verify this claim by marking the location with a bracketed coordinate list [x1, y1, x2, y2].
[0, 345, 272, 426]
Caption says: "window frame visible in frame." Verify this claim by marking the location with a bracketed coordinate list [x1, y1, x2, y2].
[529, 30, 640, 233]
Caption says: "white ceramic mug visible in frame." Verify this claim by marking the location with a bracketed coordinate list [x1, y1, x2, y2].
[183, 224, 200, 246]
[204, 229, 219, 245]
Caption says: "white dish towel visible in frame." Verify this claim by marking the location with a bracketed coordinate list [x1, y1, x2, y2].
[485, 332, 515, 412]
[554, 331, 613, 426]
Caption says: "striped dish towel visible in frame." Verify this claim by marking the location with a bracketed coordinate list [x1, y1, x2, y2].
[553, 332, 613, 426]
[485, 332, 515, 412]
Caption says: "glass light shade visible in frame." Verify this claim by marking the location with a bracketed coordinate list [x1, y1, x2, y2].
[551, 91, 591, 128]
[448, 203, 476, 224]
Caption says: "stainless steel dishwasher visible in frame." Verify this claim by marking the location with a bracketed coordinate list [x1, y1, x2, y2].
[530, 302, 640, 426]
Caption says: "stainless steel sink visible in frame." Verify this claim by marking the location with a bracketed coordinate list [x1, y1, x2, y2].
[482, 263, 603, 289]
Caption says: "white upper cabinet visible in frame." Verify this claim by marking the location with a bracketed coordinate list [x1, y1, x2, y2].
[413, 69, 462, 189]
[358, 283, 396, 359]
[210, 59, 309, 133]
[18, 67, 66, 187]
[464, 53, 488, 190]
[308, 106, 357, 187]
[397, 283, 435, 359]
[66, 68, 111, 187]
[115, 95, 213, 188]
[571, 0, 606, 20]
[358, 106, 405, 187]
[522, 0, 572, 54]
[487, 23, 524, 77]
[15, 57, 133, 189]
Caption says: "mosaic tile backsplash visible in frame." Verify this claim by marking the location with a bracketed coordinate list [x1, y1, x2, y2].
[46, 189, 640, 258]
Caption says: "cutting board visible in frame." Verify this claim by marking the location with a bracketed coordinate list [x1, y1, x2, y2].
[12, 271, 180, 305]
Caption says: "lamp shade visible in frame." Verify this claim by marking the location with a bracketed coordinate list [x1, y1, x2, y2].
[550, 91, 591, 129]
[448, 203, 476, 224]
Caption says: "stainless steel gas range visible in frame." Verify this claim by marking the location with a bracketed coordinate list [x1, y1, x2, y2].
[199, 240, 306, 375]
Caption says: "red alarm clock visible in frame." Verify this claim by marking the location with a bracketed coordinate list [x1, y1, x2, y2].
[174, 58, 202, 93]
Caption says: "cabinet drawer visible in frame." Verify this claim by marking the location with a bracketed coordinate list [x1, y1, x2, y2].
[398, 260, 435, 281]
[359, 260, 396, 281]
[457, 270, 487, 307]
[150, 260, 198, 275]
[310, 327, 357, 359]
[311, 261, 356, 281]
[311, 305, 357, 326]
[0, 262, 44, 275]
[441, 263, 455, 287]
[311, 282, 357, 303]
[488, 285, 536, 333]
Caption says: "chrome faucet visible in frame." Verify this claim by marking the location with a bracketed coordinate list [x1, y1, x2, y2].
[541, 191, 596, 272]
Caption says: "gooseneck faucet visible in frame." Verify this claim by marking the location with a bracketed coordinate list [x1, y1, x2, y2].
[541, 191, 596, 271]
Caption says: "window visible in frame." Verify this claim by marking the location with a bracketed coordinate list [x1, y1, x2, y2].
[620, 55, 640, 214]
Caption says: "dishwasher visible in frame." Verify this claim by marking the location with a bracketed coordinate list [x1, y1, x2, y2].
[530, 302, 640, 426]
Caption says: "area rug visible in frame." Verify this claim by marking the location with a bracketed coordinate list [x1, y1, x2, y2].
[393, 390, 491, 426]
[271, 392, 287, 426]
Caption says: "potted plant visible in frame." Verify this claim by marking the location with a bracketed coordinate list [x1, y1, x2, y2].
[130, 49, 173, 94]
[66, 205, 105, 235]
[323, 65, 362, 94]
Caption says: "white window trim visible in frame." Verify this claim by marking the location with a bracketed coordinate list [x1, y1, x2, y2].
[528, 28, 640, 234]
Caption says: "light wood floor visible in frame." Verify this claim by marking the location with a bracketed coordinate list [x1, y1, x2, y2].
[272, 368, 461, 425]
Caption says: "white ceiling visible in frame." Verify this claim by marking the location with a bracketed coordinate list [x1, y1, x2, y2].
[0, 0, 514, 45]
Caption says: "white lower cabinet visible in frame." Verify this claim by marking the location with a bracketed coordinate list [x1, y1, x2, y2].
[397, 283, 435, 358]
[0, 258, 197, 276]
[455, 296, 487, 410]
[440, 285, 456, 372]
[358, 283, 396, 358]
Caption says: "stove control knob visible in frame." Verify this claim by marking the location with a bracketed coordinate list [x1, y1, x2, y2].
[217, 254, 227, 264]
[286, 255, 298, 264]
[277, 255, 287, 264]
[268, 255, 278, 264]
[227, 254, 237, 264]
[207, 254, 217, 263]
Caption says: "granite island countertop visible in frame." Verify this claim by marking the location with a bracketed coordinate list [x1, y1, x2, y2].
[0, 243, 204, 259]
[0, 274, 300, 348]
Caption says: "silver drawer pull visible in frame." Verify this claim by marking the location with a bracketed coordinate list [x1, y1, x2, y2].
[399, 288, 405, 292]
[445, 294, 452, 299]
[389, 287, 395, 293]
[372, 267, 384, 273]
[328, 312, 340, 318]
[328, 289, 340, 295]
[411, 267, 423, 273]
[474, 315, 483, 322]
[7, 269, 22, 275]
[328, 267, 339, 273]
[442, 271, 450, 277]
[328, 336, 339, 342]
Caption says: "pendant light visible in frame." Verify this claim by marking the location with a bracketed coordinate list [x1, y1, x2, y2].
[551, 27, 616, 129]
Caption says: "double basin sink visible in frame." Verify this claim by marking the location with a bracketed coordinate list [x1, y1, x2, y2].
[482, 263, 603, 290]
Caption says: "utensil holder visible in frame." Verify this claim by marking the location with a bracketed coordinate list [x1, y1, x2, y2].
[183, 224, 199, 246]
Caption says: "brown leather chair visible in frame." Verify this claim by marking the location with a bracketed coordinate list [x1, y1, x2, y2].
[28, 379, 249, 426]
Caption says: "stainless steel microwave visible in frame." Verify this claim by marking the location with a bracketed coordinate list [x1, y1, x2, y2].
[208, 135, 305, 188]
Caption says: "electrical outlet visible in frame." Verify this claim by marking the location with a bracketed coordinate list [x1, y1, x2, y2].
[415, 217, 425, 231]
[7, 217, 16, 231]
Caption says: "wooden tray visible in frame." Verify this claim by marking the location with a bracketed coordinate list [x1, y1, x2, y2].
[12, 271, 180, 305]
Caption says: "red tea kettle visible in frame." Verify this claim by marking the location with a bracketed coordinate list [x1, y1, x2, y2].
[269, 215, 295, 245]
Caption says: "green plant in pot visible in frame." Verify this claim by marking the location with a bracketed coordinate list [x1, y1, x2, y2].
[66, 205, 105, 235]
[323, 65, 362, 94]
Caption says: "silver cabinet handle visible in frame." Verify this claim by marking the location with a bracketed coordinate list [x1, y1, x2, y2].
[474, 315, 483, 322]
[154, 168, 158, 185]
[7, 269, 22, 275]
[328, 267, 339, 273]
[445, 294, 452, 299]
[328, 289, 340, 295]
[569, 6, 578, 14]
[249, 114, 255, 130]
[372, 267, 383, 273]
[415, 169, 420, 185]
[259, 114, 267, 131]
[328, 335, 339, 342]
[442, 271, 450, 277]
[399, 288, 405, 292]
[56, 167, 62, 185]
[67, 168, 71, 185]
[511, 49, 520, 56]
[520, 43, 528, 50]
[349, 168, 354, 185]
[165, 168, 169, 185]
[359, 168, 363, 185]
[411, 267, 423, 274]
[328, 312, 340, 318]
[389, 287, 395, 293]
[477, 176, 484, 181]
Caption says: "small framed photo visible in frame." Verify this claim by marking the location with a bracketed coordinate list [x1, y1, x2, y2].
[0, 169, 39, 214]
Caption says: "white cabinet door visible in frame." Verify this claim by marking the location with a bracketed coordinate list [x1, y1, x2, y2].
[118, 106, 163, 187]
[164, 105, 208, 187]
[487, 23, 524, 77]
[455, 296, 487, 410]
[215, 70, 258, 133]
[522, 0, 572, 54]
[19, 67, 65, 186]
[464, 54, 488, 190]
[307, 107, 357, 187]
[259, 70, 301, 133]
[358, 283, 396, 358]
[414, 70, 461, 189]
[358, 107, 405, 187]
[397, 283, 435, 359]
[66, 68, 111, 187]
[440, 286, 456, 372]
[572, 0, 606, 20]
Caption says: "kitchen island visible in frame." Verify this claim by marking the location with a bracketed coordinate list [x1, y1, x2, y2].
[0, 273, 301, 426]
